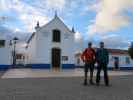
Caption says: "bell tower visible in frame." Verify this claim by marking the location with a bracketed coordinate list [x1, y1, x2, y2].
[72, 26, 75, 33]
[35, 21, 40, 30]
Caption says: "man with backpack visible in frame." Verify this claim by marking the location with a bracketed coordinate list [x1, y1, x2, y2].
[81, 42, 95, 86]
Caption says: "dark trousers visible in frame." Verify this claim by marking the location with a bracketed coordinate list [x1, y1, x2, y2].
[84, 62, 94, 84]
[96, 63, 109, 85]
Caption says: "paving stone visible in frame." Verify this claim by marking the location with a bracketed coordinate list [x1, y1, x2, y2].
[0, 76, 132, 100]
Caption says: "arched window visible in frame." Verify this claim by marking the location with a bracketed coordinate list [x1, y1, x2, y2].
[52, 29, 61, 42]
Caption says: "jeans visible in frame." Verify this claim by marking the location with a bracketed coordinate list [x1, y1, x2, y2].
[84, 62, 94, 84]
[96, 63, 109, 85]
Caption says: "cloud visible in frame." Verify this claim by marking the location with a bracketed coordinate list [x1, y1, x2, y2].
[19, 13, 49, 32]
[11, 0, 49, 32]
[74, 31, 84, 52]
[45, 0, 66, 11]
[0, 24, 31, 41]
[0, 25, 13, 35]
[30, 0, 66, 12]
[99, 34, 130, 49]
[0, 0, 50, 32]
[0, 0, 11, 11]
[0, 0, 74, 33]
[87, 0, 133, 35]
[0, 0, 85, 33]
[83, 33, 130, 49]
[74, 31, 83, 42]
[14, 28, 21, 33]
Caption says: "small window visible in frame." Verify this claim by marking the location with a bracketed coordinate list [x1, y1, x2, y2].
[112, 56, 118, 61]
[62, 56, 68, 61]
[125, 57, 130, 64]
[16, 54, 22, 59]
[0, 40, 5, 48]
[52, 30, 61, 42]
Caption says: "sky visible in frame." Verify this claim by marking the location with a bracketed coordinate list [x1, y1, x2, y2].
[0, 0, 133, 49]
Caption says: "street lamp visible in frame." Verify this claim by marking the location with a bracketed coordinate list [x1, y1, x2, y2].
[10, 37, 19, 67]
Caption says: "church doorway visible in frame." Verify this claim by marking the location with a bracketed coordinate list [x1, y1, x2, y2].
[51, 48, 61, 70]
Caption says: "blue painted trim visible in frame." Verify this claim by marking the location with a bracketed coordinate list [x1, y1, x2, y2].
[120, 67, 133, 70]
[107, 67, 114, 70]
[27, 64, 75, 69]
[0, 65, 11, 70]
[62, 64, 75, 69]
[108, 67, 133, 70]
[75, 66, 133, 70]
[27, 64, 50, 69]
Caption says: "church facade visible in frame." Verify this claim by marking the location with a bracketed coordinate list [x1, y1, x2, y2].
[26, 15, 75, 69]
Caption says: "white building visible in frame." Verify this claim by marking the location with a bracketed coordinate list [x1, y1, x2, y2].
[26, 14, 75, 69]
[0, 34, 12, 70]
[108, 49, 133, 70]
[75, 48, 133, 70]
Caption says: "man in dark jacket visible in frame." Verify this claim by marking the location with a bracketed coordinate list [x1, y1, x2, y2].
[96, 42, 109, 86]
[81, 42, 95, 86]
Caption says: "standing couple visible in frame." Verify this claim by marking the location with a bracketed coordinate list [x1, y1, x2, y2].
[81, 42, 109, 86]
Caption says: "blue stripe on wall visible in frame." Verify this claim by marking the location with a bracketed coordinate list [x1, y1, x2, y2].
[27, 64, 75, 69]
[0, 65, 11, 70]
[75, 66, 133, 70]
[120, 67, 133, 70]
[27, 64, 50, 69]
[62, 64, 75, 69]
[108, 67, 133, 70]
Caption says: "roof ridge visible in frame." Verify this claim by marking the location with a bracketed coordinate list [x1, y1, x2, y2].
[39, 15, 74, 33]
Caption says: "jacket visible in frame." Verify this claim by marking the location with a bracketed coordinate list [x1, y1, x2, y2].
[95, 48, 109, 64]
[81, 48, 95, 63]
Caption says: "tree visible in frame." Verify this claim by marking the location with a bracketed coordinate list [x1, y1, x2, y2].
[128, 42, 133, 59]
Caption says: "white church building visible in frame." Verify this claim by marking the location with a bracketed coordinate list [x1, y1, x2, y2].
[25, 14, 75, 69]
[0, 14, 133, 71]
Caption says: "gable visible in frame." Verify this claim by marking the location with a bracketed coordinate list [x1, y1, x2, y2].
[27, 16, 74, 45]
[39, 16, 73, 34]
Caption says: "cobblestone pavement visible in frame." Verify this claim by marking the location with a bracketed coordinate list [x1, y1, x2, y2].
[0, 75, 133, 100]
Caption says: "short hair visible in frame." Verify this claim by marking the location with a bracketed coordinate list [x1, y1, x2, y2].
[88, 42, 92, 46]
[100, 42, 104, 45]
